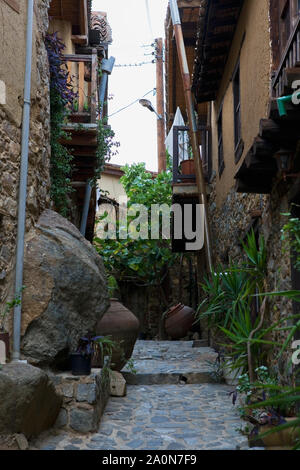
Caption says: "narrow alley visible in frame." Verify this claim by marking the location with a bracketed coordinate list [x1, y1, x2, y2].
[1, 0, 300, 457]
[30, 342, 249, 451]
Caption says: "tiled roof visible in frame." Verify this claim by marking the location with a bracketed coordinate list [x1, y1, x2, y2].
[91, 11, 113, 44]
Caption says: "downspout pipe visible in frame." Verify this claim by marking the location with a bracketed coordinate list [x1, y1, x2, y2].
[169, 0, 213, 273]
[12, 0, 34, 362]
[80, 56, 115, 236]
[277, 92, 300, 117]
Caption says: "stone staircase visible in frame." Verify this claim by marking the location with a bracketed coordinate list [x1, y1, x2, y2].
[122, 340, 218, 385]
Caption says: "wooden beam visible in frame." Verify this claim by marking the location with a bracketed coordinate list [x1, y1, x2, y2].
[90, 49, 98, 124]
[253, 137, 277, 158]
[71, 35, 88, 45]
[178, 0, 202, 8]
[78, 61, 85, 112]
[235, 179, 272, 194]
[80, 0, 89, 36]
[63, 54, 92, 62]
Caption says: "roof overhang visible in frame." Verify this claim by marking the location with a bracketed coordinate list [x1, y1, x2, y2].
[49, 0, 89, 45]
[192, 0, 245, 103]
[165, 0, 208, 130]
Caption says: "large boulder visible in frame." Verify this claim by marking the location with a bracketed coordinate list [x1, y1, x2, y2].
[0, 363, 62, 438]
[21, 210, 109, 368]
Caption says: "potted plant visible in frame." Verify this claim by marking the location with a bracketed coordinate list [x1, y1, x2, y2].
[71, 334, 117, 376]
[231, 367, 300, 449]
[71, 334, 100, 376]
[179, 146, 195, 177]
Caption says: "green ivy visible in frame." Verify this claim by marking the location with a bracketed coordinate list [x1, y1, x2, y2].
[93, 117, 119, 187]
[281, 211, 300, 271]
[94, 159, 178, 293]
[49, 88, 74, 217]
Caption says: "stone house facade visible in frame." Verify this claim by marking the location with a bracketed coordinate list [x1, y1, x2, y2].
[0, 0, 51, 310]
[0, 0, 111, 319]
[165, 0, 300, 371]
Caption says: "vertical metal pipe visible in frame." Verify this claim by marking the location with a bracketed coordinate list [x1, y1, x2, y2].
[80, 182, 92, 235]
[169, 0, 213, 273]
[12, 0, 34, 361]
[155, 38, 166, 172]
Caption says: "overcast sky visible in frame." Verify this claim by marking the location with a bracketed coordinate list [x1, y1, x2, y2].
[92, 0, 169, 172]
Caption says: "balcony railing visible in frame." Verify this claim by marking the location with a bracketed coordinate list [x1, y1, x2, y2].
[172, 125, 211, 184]
[272, 17, 300, 98]
[64, 49, 98, 124]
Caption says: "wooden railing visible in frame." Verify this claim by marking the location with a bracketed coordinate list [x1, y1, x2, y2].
[64, 48, 98, 123]
[272, 17, 300, 97]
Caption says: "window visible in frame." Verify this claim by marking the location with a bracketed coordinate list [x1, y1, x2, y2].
[233, 62, 244, 163]
[217, 107, 224, 177]
[2, 0, 20, 13]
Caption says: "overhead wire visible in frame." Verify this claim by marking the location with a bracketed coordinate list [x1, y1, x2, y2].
[108, 89, 156, 118]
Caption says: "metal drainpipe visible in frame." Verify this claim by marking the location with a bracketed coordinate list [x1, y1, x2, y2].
[80, 56, 115, 237]
[12, 0, 34, 362]
[169, 0, 213, 272]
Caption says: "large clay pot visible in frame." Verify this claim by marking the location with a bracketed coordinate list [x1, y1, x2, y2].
[164, 304, 195, 340]
[93, 299, 140, 371]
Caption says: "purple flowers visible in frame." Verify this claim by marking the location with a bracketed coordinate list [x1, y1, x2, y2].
[45, 32, 77, 106]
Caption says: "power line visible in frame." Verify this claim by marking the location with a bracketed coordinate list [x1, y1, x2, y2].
[108, 89, 156, 118]
[115, 60, 155, 67]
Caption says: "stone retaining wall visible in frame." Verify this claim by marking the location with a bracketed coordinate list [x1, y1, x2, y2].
[49, 368, 110, 434]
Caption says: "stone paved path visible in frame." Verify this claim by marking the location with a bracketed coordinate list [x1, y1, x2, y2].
[30, 341, 249, 450]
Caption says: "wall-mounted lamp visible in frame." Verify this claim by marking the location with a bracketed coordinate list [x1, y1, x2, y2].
[139, 99, 162, 120]
[274, 148, 298, 180]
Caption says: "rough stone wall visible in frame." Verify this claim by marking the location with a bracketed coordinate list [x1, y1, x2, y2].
[0, 0, 51, 311]
[208, 174, 294, 379]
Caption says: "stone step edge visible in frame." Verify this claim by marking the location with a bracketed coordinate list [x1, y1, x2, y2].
[121, 371, 217, 385]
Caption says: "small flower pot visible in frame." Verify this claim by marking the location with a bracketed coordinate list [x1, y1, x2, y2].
[180, 159, 195, 176]
[257, 417, 299, 449]
[70, 353, 91, 376]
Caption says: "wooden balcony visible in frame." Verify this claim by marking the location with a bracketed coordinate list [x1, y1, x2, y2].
[64, 50, 98, 124]
[272, 17, 300, 98]
[61, 49, 100, 241]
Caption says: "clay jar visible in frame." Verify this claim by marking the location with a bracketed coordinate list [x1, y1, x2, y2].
[164, 303, 195, 340]
[93, 299, 140, 371]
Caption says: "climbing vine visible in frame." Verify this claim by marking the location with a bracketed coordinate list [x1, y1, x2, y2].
[93, 116, 120, 186]
[45, 32, 77, 217]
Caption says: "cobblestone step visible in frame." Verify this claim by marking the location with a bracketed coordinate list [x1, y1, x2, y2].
[121, 340, 218, 385]
[30, 341, 252, 451]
